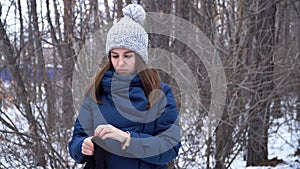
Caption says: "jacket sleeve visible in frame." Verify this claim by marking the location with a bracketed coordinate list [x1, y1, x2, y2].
[68, 96, 94, 163]
[125, 84, 181, 165]
[68, 119, 88, 163]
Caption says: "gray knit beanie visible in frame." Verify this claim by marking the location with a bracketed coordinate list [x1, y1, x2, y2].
[106, 4, 148, 64]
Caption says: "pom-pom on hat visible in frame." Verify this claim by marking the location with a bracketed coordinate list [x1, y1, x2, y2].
[106, 4, 148, 64]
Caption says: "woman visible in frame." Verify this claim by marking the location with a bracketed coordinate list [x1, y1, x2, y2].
[68, 4, 181, 169]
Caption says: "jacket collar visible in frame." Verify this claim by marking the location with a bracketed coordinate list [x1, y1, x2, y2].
[102, 69, 143, 94]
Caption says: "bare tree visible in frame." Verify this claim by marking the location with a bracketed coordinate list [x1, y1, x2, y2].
[61, 0, 75, 129]
[245, 0, 276, 166]
[0, 1, 299, 168]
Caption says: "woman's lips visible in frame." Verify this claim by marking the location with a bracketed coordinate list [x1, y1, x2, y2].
[117, 69, 127, 73]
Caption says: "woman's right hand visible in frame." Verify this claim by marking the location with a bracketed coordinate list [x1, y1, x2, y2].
[81, 136, 94, 156]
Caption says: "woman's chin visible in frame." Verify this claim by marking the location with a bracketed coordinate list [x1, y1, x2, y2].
[117, 71, 130, 76]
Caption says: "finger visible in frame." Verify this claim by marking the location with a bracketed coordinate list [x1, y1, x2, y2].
[100, 126, 123, 140]
[82, 137, 94, 151]
[94, 125, 106, 136]
[94, 126, 100, 136]
[99, 127, 111, 138]
[82, 148, 94, 155]
[82, 144, 92, 152]
[83, 141, 94, 150]
[82, 146, 94, 155]
[94, 127, 101, 136]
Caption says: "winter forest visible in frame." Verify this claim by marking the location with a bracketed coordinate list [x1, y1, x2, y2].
[0, 0, 300, 168]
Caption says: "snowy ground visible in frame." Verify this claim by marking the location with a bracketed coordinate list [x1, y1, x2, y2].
[1, 82, 299, 168]
[231, 113, 300, 169]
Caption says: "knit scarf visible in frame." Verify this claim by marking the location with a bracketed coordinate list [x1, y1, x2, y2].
[101, 69, 151, 123]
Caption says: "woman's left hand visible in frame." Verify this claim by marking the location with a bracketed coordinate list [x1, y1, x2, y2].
[94, 124, 129, 144]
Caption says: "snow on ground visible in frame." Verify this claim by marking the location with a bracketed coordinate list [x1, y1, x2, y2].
[1, 80, 299, 168]
[231, 113, 300, 169]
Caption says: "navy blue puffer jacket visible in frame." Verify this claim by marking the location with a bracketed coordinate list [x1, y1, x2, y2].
[68, 70, 181, 169]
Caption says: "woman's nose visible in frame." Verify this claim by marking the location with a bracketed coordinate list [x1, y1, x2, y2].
[118, 57, 125, 66]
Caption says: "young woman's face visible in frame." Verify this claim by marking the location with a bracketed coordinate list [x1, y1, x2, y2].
[110, 48, 136, 76]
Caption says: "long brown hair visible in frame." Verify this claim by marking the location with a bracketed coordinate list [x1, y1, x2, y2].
[84, 53, 162, 109]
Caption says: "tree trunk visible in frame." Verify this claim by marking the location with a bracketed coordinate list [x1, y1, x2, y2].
[91, 0, 100, 32]
[246, 0, 276, 166]
[294, 0, 300, 122]
[214, 0, 242, 167]
[62, 0, 75, 129]
[145, 0, 172, 51]
[215, 111, 235, 169]
[29, 0, 49, 166]
[144, 0, 172, 83]
[104, 0, 112, 24]
[116, 0, 123, 18]
[125, 0, 132, 5]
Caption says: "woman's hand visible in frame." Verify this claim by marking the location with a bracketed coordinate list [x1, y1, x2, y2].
[94, 124, 131, 150]
[81, 136, 94, 156]
[94, 124, 128, 143]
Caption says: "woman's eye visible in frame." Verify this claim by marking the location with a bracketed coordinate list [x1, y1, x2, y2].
[125, 55, 132, 58]
[111, 55, 119, 58]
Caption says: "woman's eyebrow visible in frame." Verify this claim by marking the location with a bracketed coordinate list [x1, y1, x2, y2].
[111, 51, 134, 54]
[124, 51, 134, 54]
